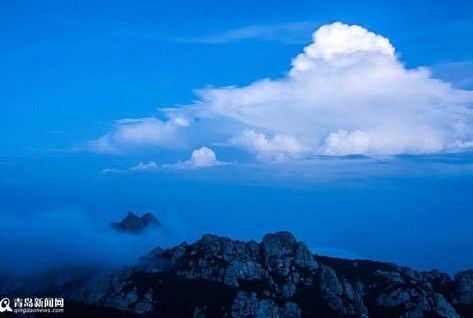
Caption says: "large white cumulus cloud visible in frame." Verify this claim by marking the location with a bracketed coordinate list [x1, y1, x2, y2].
[92, 22, 473, 159]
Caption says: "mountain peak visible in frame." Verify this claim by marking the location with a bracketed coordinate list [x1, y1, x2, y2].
[111, 211, 161, 234]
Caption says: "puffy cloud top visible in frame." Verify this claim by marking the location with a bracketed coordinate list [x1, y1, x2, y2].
[189, 147, 219, 167]
[162, 146, 224, 168]
[291, 22, 395, 74]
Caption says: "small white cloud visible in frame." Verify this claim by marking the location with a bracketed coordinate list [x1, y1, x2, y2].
[102, 161, 158, 173]
[101, 168, 121, 174]
[163, 147, 225, 168]
[89, 117, 185, 154]
[129, 161, 158, 171]
[189, 146, 219, 167]
[183, 22, 314, 44]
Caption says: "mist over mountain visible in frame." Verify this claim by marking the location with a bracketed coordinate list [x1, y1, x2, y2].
[0, 210, 173, 275]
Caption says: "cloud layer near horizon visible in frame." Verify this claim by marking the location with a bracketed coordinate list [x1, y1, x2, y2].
[90, 22, 473, 160]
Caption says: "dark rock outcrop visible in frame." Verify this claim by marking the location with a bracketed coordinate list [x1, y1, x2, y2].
[2, 232, 472, 317]
[111, 211, 161, 234]
[454, 271, 473, 305]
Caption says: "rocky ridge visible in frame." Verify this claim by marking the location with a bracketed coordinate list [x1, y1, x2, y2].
[2, 232, 472, 317]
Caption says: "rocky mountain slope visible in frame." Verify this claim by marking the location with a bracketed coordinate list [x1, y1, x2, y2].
[2, 232, 472, 317]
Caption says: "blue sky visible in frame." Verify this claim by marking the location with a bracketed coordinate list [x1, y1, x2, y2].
[1, 0, 473, 154]
[1, 0, 473, 274]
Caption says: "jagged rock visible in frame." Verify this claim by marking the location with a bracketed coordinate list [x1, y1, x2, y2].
[225, 260, 264, 286]
[319, 264, 343, 296]
[342, 280, 368, 317]
[433, 293, 461, 318]
[256, 299, 281, 318]
[295, 241, 318, 270]
[282, 301, 301, 318]
[111, 211, 161, 233]
[262, 232, 318, 278]
[421, 269, 453, 296]
[170, 241, 189, 262]
[263, 232, 297, 257]
[454, 269, 473, 305]
[230, 295, 300, 318]
[374, 270, 405, 285]
[231, 291, 259, 317]
[376, 288, 410, 307]
[262, 232, 298, 276]
[231, 291, 280, 318]
[71, 269, 131, 305]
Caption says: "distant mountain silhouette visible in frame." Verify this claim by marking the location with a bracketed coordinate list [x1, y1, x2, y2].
[111, 211, 161, 234]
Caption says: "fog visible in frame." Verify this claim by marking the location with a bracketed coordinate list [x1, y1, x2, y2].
[0, 209, 184, 275]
